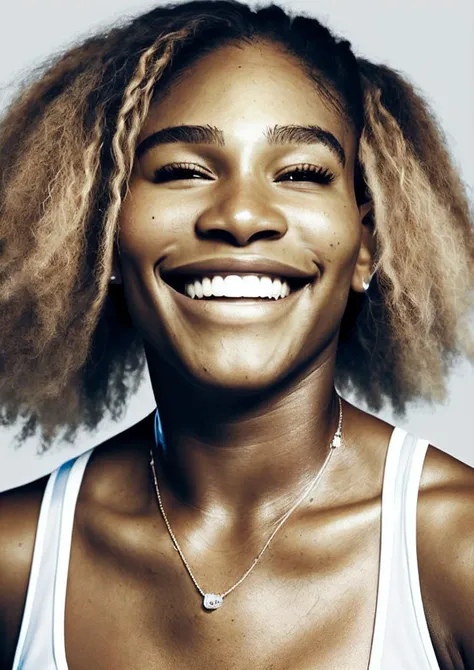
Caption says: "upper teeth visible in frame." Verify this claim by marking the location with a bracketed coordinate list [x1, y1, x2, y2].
[184, 275, 291, 300]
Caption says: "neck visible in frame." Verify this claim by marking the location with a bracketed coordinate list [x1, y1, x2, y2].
[145, 350, 343, 528]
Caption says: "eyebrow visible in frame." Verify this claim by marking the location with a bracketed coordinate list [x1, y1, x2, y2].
[135, 124, 346, 167]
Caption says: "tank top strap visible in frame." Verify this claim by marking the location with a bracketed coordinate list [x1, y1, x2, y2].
[402, 434, 440, 668]
[368, 426, 407, 669]
[370, 428, 440, 669]
[12, 449, 94, 670]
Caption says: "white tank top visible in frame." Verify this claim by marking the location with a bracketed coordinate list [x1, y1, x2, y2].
[12, 427, 441, 669]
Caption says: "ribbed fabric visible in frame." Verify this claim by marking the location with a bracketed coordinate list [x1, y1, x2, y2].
[12, 427, 440, 669]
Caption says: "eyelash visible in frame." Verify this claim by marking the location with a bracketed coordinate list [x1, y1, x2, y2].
[152, 162, 335, 185]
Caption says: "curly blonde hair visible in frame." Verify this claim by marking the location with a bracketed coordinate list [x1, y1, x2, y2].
[1, 0, 473, 451]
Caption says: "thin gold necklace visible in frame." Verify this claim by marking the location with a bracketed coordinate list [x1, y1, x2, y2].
[149, 395, 343, 611]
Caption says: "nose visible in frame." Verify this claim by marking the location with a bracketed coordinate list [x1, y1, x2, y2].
[195, 180, 288, 246]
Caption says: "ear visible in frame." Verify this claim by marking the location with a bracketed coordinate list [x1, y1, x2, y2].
[351, 200, 375, 293]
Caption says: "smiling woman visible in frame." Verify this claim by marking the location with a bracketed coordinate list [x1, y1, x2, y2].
[0, 1, 474, 669]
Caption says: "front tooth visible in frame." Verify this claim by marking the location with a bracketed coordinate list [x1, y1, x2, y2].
[202, 277, 212, 297]
[258, 276, 273, 298]
[271, 279, 282, 299]
[194, 279, 203, 299]
[223, 275, 243, 297]
[241, 275, 260, 297]
[211, 276, 225, 296]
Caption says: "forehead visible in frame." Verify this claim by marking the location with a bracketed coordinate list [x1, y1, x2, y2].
[139, 41, 356, 155]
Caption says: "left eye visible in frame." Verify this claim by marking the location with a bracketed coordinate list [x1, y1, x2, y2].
[153, 163, 211, 183]
[276, 164, 335, 185]
[152, 162, 335, 184]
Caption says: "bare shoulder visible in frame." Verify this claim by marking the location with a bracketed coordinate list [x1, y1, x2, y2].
[417, 443, 474, 666]
[0, 474, 49, 668]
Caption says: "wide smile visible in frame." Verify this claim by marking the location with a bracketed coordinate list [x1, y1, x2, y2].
[162, 272, 311, 302]
[154, 255, 319, 322]
[156, 271, 316, 325]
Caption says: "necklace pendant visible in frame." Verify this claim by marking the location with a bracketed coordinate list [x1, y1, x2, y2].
[203, 593, 224, 610]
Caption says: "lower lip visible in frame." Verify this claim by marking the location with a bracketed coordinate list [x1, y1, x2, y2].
[160, 279, 313, 323]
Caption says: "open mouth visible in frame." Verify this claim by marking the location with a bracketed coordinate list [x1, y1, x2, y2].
[161, 273, 311, 301]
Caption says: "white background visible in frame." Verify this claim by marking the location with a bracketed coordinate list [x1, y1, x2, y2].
[0, 0, 473, 490]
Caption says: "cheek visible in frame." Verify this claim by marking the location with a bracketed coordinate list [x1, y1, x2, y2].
[118, 184, 179, 265]
[296, 200, 362, 271]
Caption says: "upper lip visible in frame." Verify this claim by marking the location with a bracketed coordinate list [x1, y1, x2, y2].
[159, 255, 318, 281]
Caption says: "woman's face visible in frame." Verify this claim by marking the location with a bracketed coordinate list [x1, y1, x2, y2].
[117, 40, 372, 393]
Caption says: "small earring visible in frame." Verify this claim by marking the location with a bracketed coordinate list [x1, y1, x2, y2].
[110, 274, 116, 282]
[362, 277, 371, 292]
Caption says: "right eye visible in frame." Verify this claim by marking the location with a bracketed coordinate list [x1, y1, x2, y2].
[153, 162, 212, 183]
